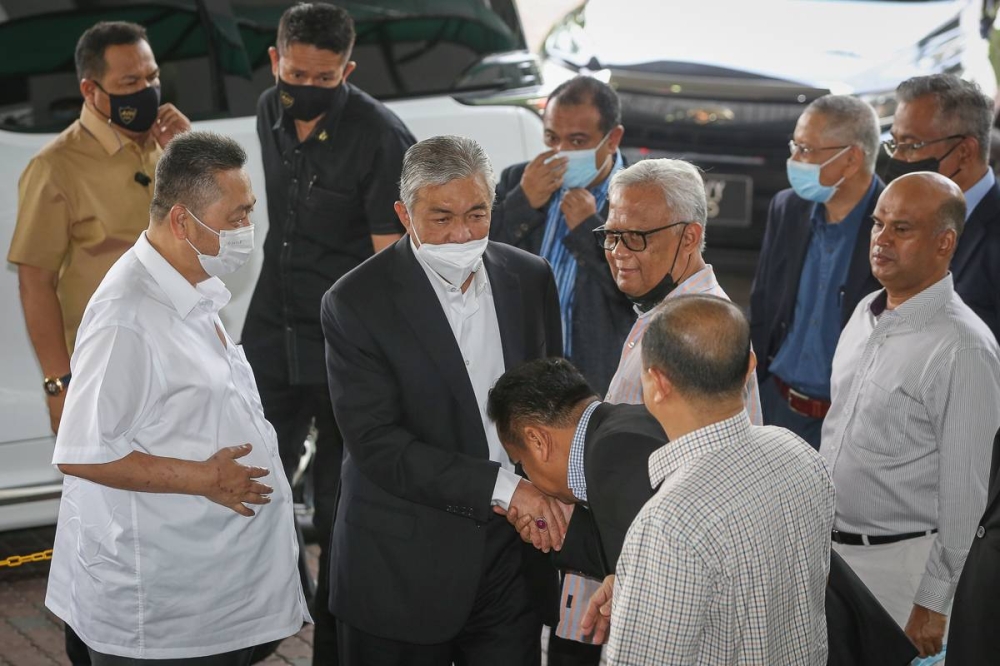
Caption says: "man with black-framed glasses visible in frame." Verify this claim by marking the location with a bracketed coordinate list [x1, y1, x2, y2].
[600, 158, 762, 423]
[749, 94, 883, 450]
[884, 73, 1000, 342]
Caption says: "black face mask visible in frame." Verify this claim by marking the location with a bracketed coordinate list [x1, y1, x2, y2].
[627, 224, 691, 313]
[277, 78, 345, 122]
[881, 140, 963, 183]
[95, 83, 160, 133]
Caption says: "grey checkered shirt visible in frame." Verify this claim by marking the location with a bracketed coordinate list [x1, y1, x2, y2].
[567, 401, 601, 502]
[608, 411, 835, 665]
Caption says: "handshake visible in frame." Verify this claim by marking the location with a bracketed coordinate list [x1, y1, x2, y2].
[493, 477, 573, 552]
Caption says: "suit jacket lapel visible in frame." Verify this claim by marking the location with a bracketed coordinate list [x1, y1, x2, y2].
[483, 243, 523, 371]
[781, 197, 814, 320]
[841, 179, 883, 325]
[391, 240, 483, 433]
[952, 182, 1000, 282]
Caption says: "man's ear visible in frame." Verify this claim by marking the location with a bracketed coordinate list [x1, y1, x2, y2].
[394, 201, 413, 238]
[268, 46, 280, 81]
[645, 366, 673, 405]
[683, 222, 704, 253]
[79, 79, 98, 108]
[523, 425, 552, 462]
[605, 124, 625, 153]
[746, 350, 758, 383]
[342, 60, 357, 82]
[168, 204, 190, 241]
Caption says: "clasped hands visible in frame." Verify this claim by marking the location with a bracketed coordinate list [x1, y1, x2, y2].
[493, 478, 572, 552]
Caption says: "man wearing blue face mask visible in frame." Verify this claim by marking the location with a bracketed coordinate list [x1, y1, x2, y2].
[749, 95, 883, 450]
[491, 76, 634, 400]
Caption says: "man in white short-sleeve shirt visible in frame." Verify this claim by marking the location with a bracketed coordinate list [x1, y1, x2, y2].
[45, 131, 310, 665]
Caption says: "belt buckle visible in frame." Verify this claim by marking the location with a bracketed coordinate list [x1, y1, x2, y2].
[786, 386, 814, 417]
[787, 386, 810, 402]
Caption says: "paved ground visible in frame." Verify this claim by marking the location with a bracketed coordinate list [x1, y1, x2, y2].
[0, 525, 319, 666]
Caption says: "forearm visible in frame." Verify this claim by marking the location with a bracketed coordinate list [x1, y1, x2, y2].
[18, 265, 70, 375]
[59, 450, 211, 496]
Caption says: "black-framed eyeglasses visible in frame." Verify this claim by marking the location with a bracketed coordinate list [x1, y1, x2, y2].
[881, 134, 965, 158]
[787, 140, 851, 158]
[593, 221, 690, 252]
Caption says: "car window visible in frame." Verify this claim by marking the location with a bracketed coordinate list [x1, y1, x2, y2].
[0, 0, 528, 132]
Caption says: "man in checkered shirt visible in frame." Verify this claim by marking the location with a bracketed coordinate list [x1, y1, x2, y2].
[607, 294, 835, 665]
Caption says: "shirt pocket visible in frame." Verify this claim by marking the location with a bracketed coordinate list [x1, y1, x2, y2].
[300, 184, 367, 247]
[853, 378, 919, 458]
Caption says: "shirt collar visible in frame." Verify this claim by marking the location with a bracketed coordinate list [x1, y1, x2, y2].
[963, 168, 995, 220]
[133, 232, 231, 318]
[79, 103, 150, 156]
[567, 400, 602, 502]
[868, 273, 953, 329]
[648, 410, 751, 488]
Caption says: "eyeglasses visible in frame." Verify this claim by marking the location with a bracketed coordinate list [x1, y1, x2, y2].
[787, 140, 851, 158]
[593, 221, 690, 252]
[881, 134, 965, 158]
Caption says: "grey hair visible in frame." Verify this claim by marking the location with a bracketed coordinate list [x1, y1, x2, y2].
[805, 94, 881, 173]
[150, 131, 246, 221]
[399, 135, 496, 210]
[609, 158, 708, 251]
[897, 74, 993, 163]
[936, 195, 966, 237]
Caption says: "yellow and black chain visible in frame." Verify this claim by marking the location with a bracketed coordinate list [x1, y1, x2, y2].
[0, 549, 53, 568]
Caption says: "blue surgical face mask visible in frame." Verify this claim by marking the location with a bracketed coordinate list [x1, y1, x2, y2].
[553, 132, 612, 189]
[785, 146, 850, 203]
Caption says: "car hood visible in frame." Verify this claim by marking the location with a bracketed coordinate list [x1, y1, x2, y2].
[563, 0, 969, 92]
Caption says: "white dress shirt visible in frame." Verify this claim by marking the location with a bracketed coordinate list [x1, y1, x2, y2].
[46, 233, 310, 659]
[609, 412, 834, 665]
[411, 240, 520, 507]
[821, 274, 1000, 613]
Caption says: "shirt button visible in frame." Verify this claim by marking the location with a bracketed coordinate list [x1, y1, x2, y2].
[977, 526, 986, 538]
[465, 359, 470, 366]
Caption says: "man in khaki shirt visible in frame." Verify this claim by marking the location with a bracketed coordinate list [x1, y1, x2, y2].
[8, 21, 190, 441]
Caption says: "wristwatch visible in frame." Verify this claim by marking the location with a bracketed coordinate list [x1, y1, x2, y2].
[43, 372, 72, 397]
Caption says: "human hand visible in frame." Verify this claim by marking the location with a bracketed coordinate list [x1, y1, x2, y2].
[560, 189, 598, 229]
[153, 103, 191, 148]
[904, 603, 947, 657]
[47, 392, 66, 435]
[581, 574, 615, 644]
[520, 149, 567, 209]
[504, 479, 569, 552]
[203, 443, 272, 517]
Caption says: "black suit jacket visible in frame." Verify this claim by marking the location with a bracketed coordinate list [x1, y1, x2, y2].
[321, 238, 562, 644]
[947, 427, 1000, 664]
[749, 181, 883, 383]
[555, 403, 666, 578]
[952, 180, 1000, 343]
[490, 161, 634, 395]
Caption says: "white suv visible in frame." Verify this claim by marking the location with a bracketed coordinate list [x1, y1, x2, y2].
[0, 0, 547, 531]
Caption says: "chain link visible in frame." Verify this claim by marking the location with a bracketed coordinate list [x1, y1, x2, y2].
[0, 549, 53, 568]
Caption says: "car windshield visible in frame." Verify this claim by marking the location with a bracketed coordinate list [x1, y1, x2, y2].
[0, 0, 527, 132]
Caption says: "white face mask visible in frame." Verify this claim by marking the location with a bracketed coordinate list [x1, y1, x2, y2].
[185, 208, 254, 277]
[409, 220, 488, 288]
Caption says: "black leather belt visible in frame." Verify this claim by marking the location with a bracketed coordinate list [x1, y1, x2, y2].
[832, 529, 937, 546]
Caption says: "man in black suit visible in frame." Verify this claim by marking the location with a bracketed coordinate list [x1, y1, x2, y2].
[321, 135, 564, 665]
[490, 357, 917, 666]
[489, 75, 633, 397]
[883, 73, 1000, 342]
[947, 427, 1000, 663]
[750, 94, 883, 450]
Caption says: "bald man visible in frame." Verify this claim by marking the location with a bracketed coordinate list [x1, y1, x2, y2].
[820, 172, 1000, 659]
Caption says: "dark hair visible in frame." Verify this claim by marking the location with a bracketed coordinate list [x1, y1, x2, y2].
[487, 358, 598, 449]
[74, 21, 148, 82]
[150, 132, 247, 221]
[548, 75, 622, 134]
[277, 2, 355, 56]
[641, 295, 751, 401]
[896, 74, 994, 163]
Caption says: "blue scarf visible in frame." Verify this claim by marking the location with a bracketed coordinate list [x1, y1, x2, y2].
[539, 151, 623, 358]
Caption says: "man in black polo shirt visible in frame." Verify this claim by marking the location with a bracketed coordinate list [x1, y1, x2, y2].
[242, 4, 415, 663]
